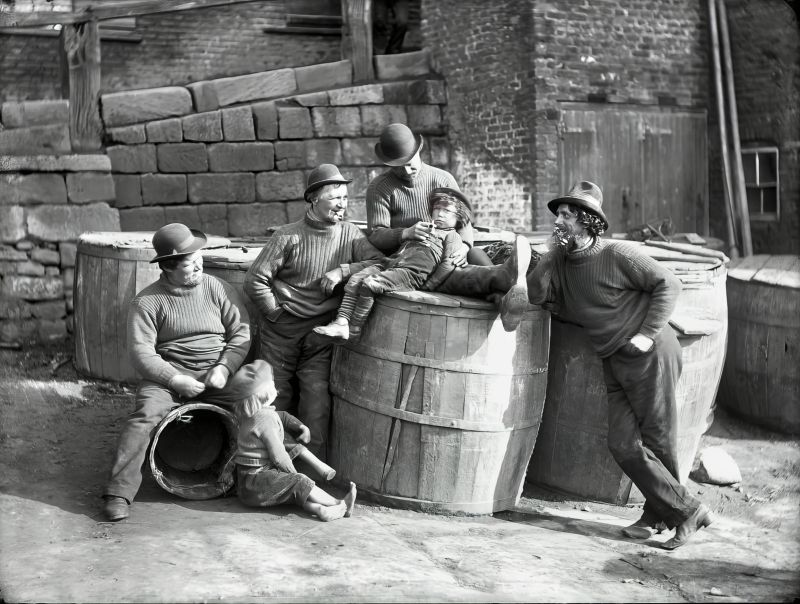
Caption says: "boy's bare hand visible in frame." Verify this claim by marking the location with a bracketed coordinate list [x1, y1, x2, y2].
[297, 425, 311, 444]
[320, 267, 344, 296]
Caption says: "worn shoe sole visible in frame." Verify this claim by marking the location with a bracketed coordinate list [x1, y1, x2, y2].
[622, 525, 655, 539]
[499, 284, 529, 331]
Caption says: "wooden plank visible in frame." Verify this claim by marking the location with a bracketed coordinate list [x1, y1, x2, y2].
[117, 257, 139, 382]
[752, 255, 800, 289]
[61, 20, 102, 152]
[99, 256, 121, 380]
[340, 0, 374, 81]
[0, 0, 262, 27]
[727, 254, 771, 281]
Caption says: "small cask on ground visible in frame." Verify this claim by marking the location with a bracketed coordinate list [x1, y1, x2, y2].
[527, 240, 728, 504]
[73, 232, 229, 383]
[329, 290, 549, 514]
[718, 254, 800, 435]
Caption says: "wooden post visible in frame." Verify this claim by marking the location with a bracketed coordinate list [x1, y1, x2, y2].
[718, 0, 753, 256]
[341, 0, 374, 82]
[708, 0, 740, 259]
[60, 19, 103, 152]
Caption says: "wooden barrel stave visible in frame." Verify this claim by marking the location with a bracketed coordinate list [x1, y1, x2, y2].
[719, 255, 800, 434]
[527, 243, 728, 505]
[330, 290, 548, 514]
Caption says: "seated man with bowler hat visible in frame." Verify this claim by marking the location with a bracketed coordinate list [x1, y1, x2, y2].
[102, 223, 266, 522]
[243, 164, 384, 462]
[527, 181, 714, 550]
[366, 123, 532, 331]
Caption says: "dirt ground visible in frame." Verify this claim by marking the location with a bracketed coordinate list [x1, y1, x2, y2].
[0, 338, 798, 603]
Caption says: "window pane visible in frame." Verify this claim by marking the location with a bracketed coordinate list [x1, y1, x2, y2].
[760, 152, 777, 183]
[742, 153, 756, 184]
[762, 187, 778, 214]
[747, 188, 761, 213]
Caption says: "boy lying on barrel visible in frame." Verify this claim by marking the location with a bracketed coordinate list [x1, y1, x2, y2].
[313, 187, 470, 341]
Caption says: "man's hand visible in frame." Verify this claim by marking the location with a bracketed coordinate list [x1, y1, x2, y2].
[169, 374, 206, 399]
[401, 221, 434, 243]
[204, 365, 230, 389]
[629, 333, 654, 352]
[297, 425, 311, 444]
[320, 267, 344, 296]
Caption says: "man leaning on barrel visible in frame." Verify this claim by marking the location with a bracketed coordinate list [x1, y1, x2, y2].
[243, 164, 385, 463]
[526, 181, 714, 550]
[102, 223, 267, 522]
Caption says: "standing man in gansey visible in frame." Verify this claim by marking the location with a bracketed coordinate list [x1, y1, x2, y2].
[103, 223, 258, 522]
[366, 123, 531, 331]
[244, 164, 384, 461]
[527, 181, 713, 550]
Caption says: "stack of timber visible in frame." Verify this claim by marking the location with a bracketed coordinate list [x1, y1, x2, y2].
[527, 240, 729, 505]
[718, 255, 800, 435]
[329, 290, 550, 514]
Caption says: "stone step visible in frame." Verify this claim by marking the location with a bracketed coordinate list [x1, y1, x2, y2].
[0, 124, 71, 156]
[0, 100, 69, 129]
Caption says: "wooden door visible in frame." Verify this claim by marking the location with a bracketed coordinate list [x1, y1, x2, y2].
[558, 104, 708, 235]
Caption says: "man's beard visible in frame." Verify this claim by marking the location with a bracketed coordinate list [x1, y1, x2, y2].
[553, 224, 573, 249]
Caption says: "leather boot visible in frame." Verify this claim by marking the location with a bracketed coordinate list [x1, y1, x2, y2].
[661, 504, 714, 550]
[497, 235, 532, 331]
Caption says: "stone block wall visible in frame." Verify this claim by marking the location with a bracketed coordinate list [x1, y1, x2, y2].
[0, 153, 120, 346]
[101, 54, 451, 237]
[422, 0, 710, 233]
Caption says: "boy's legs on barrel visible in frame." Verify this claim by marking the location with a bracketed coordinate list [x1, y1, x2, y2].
[103, 381, 182, 520]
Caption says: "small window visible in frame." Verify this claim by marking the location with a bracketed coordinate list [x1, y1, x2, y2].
[742, 147, 779, 221]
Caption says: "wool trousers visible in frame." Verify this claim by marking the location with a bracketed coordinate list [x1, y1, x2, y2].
[603, 326, 700, 528]
[104, 369, 245, 504]
[257, 310, 336, 461]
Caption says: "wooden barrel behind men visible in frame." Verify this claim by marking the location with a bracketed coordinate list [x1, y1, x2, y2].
[718, 255, 800, 434]
[329, 290, 550, 515]
[73, 232, 230, 383]
[527, 240, 728, 505]
[202, 243, 267, 363]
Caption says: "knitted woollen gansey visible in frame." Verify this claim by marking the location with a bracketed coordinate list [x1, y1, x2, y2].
[533, 238, 682, 358]
[127, 274, 250, 385]
[366, 162, 460, 253]
[244, 210, 385, 320]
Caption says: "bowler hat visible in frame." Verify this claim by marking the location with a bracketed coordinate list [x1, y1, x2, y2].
[374, 123, 424, 167]
[150, 223, 207, 264]
[547, 181, 609, 230]
[226, 360, 275, 400]
[304, 164, 352, 202]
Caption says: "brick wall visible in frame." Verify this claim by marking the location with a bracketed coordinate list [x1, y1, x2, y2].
[423, 0, 710, 233]
[0, 1, 340, 102]
[727, 0, 800, 254]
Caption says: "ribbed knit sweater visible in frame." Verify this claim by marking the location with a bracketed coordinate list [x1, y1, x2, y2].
[127, 274, 250, 385]
[244, 210, 385, 320]
[235, 407, 303, 468]
[528, 238, 682, 358]
[366, 162, 461, 253]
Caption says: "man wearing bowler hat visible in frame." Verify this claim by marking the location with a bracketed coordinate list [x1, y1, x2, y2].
[527, 181, 714, 550]
[103, 223, 266, 522]
[366, 123, 532, 331]
[244, 164, 384, 461]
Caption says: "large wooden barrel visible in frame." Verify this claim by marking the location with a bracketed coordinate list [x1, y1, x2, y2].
[201, 244, 266, 363]
[527, 240, 728, 505]
[73, 232, 230, 383]
[329, 290, 550, 514]
[718, 254, 800, 434]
